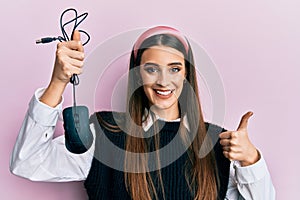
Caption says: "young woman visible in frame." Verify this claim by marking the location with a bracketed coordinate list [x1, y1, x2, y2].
[10, 26, 275, 199]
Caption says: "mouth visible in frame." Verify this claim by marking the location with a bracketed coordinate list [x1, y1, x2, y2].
[153, 89, 174, 98]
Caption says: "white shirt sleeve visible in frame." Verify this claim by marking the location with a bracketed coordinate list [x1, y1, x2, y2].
[225, 150, 276, 200]
[10, 88, 276, 198]
[9, 88, 95, 182]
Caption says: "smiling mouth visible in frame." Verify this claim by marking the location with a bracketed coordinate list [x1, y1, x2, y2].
[154, 89, 174, 96]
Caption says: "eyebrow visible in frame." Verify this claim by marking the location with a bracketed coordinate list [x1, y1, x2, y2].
[168, 62, 183, 66]
[143, 62, 183, 67]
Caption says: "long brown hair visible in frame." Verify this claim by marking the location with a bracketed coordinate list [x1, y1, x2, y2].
[99, 30, 219, 200]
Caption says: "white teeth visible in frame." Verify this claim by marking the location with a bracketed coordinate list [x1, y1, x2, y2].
[155, 90, 172, 96]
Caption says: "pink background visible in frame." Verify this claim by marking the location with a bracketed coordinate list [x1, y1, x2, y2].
[1, 0, 299, 199]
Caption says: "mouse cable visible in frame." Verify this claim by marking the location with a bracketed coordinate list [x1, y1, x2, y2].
[35, 8, 90, 109]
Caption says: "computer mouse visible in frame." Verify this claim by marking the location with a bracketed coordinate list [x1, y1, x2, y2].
[63, 105, 93, 154]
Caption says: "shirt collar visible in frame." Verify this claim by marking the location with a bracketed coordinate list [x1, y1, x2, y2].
[142, 109, 190, 132]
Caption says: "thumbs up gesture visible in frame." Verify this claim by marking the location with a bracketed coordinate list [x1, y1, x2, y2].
[219, 111, 260, 166]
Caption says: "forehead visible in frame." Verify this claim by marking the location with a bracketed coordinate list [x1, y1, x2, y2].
[140, 46, 185, 65]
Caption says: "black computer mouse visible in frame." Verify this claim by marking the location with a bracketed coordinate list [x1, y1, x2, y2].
[63, 105, 93, 154]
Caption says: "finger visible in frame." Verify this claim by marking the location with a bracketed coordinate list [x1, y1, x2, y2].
[219, 131, 232, 139]
[72, 30, 81, 41]
[64, 48, 84, 61]
[237, 111, 253, 131]
[219, 139, 231, 147]
[65, 57, 84, 69]
[225, 145, 241, 153]
[223, 149, 242, 160]
[72, 30, 84, 53]
[69, 65, 83, 75]
[58, 41, 83, 52]
[61, 64, 83, 78]
[222, 151, 233, 161]
[222, 146, 230, 152]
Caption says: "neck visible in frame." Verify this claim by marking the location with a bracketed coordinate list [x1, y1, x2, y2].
[149, 106, 180, 121]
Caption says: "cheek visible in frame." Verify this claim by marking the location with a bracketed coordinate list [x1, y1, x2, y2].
[172, 75, 185, 88]
[140, 72, 155, 85]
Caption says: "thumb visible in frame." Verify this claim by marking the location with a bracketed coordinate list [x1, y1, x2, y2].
[72, 30, 81, 41]
[237, 111, 253, 130]
[71, 30, 84, 52]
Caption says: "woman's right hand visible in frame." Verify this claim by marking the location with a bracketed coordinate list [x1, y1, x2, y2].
[40, 30, 84, 107]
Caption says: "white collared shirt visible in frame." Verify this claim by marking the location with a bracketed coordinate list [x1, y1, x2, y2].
[142, 109, 190, 132]
[9, 88, 275, 200]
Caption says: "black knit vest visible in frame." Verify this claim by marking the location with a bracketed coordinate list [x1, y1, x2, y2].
[84, 111, 230, 200]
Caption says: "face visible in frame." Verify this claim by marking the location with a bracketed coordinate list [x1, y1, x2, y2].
[139, 45, 186, 120]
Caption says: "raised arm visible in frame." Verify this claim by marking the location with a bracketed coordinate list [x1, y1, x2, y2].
[220, 112, 276, 199]
[9, 31, 94, 182]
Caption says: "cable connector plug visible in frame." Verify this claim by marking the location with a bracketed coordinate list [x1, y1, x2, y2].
[35, 37, 58, 44]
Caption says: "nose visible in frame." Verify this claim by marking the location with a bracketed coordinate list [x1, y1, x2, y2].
[156, 70, 170, 87]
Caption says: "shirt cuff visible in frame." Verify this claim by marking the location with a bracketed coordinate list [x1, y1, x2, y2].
[28, 88, 64, 126]
[233, 149, 268, 184]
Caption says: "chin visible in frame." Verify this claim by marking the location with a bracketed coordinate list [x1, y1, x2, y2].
[150, 101, 177, 111]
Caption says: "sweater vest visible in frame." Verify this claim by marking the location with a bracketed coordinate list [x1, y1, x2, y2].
[84, 111, 230, 200]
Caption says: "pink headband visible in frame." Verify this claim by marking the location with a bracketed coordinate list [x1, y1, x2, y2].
[133, 26, 189, 58]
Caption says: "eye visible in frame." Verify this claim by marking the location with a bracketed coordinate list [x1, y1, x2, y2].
[144, 67, 158, 73]
[143, 64, 159, 74]
[170, 67, 181, 73]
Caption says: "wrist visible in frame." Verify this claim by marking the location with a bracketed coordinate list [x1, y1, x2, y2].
[240, 148, 260, 167]
[40, 81, 66, 107]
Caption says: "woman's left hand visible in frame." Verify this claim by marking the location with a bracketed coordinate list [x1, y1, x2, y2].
[219, 111, 260, 167]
